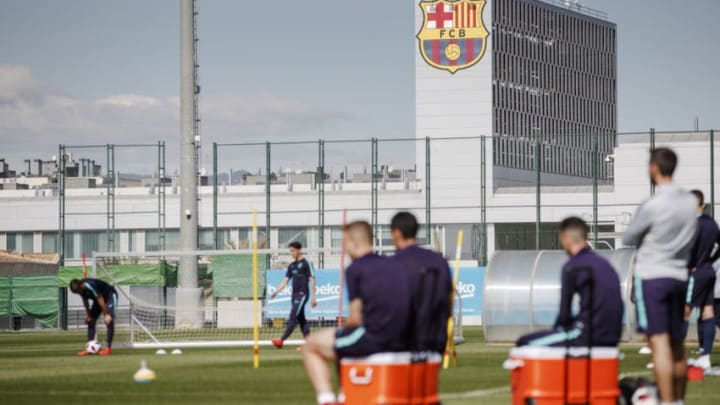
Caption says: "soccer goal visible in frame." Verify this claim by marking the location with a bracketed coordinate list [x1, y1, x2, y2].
[90, 248, 465, 350]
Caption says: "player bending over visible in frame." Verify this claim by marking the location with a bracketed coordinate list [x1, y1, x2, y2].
[391, 211, 452, 353]
[302, 221, 411, 405]
[69, 278, 118, 356]
[623, 148, 697, 405]
[516, 217, 623, 347]
[684, 189, 720, 370]
[270, 242, 317, 349]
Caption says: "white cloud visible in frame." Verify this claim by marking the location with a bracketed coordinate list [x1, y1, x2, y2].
[0, 64, 350, 173]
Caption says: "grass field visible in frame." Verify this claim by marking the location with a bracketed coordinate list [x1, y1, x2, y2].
[0, 328, 718, 404]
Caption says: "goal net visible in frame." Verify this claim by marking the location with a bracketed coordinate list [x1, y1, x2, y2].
[91, 249, 464, 350]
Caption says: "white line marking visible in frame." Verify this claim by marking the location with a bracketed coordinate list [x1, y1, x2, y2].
[442, 385, 510, 400]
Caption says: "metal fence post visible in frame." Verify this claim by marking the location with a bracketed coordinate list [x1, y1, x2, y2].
[58, 144, 66, 266]
[535, 135, 541, 250]
[317, 139, 325, 267]
[371, 138, 378, 246]
[480, 136, 487, 266]
[265, 142, 271, 267]
[425, 137, 431, 245]
[212, 142, 219, 249]
[711, 129, 716, 218]
[592, 133, 599, 244]
[650, 128, 656, 196]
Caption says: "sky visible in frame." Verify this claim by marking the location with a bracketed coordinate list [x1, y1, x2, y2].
[0, 0, 718, 174]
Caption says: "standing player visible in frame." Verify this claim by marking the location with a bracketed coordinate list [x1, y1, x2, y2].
[69, 278, 117, 356]
[270, 242, 317, 349]
[516, 217, 623, 347]
[302, 221, 411, 405]
[390, 211, 452, 353]
[623, 148, 697, 405]
[684, 190, 720, 369]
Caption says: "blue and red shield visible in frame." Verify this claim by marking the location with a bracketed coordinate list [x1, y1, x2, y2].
[417, 0, 489, 74]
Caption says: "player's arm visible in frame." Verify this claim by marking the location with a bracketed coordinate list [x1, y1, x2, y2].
[270, 277, 289, 299]
[308, 260, 317, 307]
[345, 298, 363, 328]
[82, 296, 91, 322]
[553, 267, 575, 330]
[622, 203, 651, 246]
[95, 296, 113, 324]
[309, 276, 317, 308]
[710, 228, 720, 263]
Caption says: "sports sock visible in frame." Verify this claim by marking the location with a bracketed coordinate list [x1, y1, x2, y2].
[702, 318, 716, 356]
[698, 316, 704, 349]
[317, 392, 336, 404]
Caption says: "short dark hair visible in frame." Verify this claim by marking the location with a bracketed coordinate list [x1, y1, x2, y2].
[69, 279, 82, 292]
[691, 189, 705, 207]
[559, 216, 589, 240]
[390, 211, 418, 239]
[343, 221, 373, 245]
[288, 241, 302, 250]
[649, 147, 678, 177]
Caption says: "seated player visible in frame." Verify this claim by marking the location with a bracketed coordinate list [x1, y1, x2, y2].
[684, 190, 720, 370]
[517, 217, 624, 347]
[302, 221, 411, 405]
[391, 211, 452, 353]
[69, 278, 118, 356]
[269, 241, 317, 349]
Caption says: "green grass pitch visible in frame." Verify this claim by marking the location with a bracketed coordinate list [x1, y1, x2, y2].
[1, 328, 719, 404]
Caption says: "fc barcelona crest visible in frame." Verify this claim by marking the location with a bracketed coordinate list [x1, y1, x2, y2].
[417, 0, 489, 74]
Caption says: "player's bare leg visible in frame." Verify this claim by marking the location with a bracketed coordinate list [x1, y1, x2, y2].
[302, 328, 338, 404]
[671, 338, 687, 402]
[648, 333, 679, 403]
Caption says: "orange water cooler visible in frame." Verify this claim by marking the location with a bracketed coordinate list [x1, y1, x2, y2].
[339, 352, 441, 405]
[505, 346, 621, 405]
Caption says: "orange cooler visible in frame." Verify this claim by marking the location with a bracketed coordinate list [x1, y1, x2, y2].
[507, 347, 620, 405]
[340, 352, 441, 405]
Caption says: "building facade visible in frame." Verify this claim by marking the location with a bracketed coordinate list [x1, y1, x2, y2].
[493, 0, 617, 185]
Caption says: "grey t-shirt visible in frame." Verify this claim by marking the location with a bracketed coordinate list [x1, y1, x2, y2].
[622, 183, 697, 281]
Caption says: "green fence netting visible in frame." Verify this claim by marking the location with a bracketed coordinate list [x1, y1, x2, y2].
[209, 255, 267, 298]
[0, 276, 58, 328]
[58, 263, 178, 287]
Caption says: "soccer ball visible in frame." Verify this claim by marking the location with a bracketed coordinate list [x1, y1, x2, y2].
[86, 340, 101, 354]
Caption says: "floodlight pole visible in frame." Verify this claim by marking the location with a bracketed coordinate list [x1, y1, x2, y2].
[177, 0, 202, 328]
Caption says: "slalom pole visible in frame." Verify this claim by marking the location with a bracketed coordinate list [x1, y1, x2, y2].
[337, 209, 348, 328]
[252, 210, 260, 369]
[443, 230, 463, 369]
[81, 252, 88, 279]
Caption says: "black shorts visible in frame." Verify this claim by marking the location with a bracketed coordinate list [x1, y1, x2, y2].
[334, 327, 382, 358]
[634, 277, 687, 339]
[687, 269, 716, 308]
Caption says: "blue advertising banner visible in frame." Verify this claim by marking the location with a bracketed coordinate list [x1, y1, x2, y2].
[265, 266, 486, 319]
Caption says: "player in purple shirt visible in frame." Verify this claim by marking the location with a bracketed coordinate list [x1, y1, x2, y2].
[270, 242, 317, 349]
[391, 211, 452, 353]
[69, 278, 118, 356]
[301, 221, 411, 405]
[516, 217, 624, 347]
[684, 190, 720, 369]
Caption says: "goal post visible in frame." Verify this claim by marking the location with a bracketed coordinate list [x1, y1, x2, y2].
[90, 247, 464, 350]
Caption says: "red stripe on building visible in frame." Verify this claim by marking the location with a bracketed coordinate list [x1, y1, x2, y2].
[431, 40, 441, 64]
[449, 39, 458, 66]
[454, 4, 459, 27]
[465, 38, 475, 63]
[462, 3, 467, 28]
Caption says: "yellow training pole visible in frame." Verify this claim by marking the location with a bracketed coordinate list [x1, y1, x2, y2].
[443, 230, 463, 369]
[252, 210, 260, 369]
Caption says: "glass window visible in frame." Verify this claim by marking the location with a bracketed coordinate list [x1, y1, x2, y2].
[6, 232, 34, 253]
[278, 227, 307, 249]
[42, 232, 58, 253]
[6, 232, 17, 251]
